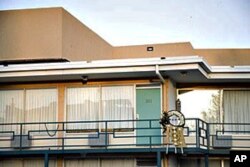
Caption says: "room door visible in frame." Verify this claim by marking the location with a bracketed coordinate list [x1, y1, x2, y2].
[136, 88, 161, 145]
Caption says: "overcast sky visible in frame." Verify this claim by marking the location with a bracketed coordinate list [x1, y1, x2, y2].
[0, 0, 249, 48]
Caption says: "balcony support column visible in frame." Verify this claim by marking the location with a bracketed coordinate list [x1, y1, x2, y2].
[157, 151, 162, 167]
[204, 154, 209, 167]
[44, 153, 49, 167]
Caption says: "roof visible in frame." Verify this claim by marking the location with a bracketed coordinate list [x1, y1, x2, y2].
[0, 56, 249, 84]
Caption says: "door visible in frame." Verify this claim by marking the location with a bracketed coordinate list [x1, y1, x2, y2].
[136, 88, 161, 145]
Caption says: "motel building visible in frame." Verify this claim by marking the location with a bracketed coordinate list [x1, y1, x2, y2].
[0, 8, 250, 167]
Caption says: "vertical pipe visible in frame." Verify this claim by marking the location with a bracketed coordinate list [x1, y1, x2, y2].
[44, 153, 49, 167]
[157, 151, 162, 167]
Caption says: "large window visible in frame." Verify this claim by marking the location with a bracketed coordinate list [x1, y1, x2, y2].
[102, 86, 134, 129]
[66, 87, 100, 130]
[223, 90, 250, 133]
[0, 88, 58, 134]
[66, 85, 135, 130]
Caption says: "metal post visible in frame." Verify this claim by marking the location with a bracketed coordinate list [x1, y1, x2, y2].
[205, 154, 209, 167]
[105, 121, 108, 149]
[62, 122, 65, 150]
[157, 151, 161, 167]
[44, 153, 49, 167]
[206, 123, 210, 151]
[20, 124, 23, 151]
[196, 119, 200, 148]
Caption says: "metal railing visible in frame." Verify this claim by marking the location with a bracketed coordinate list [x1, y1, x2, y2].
[0, 118, 250, 152]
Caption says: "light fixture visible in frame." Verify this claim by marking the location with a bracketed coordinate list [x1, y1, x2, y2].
[180, 71, 188, 77]
[81, 76, 88, 84]
[147, 46, 154, 51]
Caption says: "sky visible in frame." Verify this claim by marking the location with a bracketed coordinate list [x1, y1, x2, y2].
[0, 0, 249, 48]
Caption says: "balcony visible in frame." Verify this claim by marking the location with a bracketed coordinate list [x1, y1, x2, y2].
[0, 118, 250, 156]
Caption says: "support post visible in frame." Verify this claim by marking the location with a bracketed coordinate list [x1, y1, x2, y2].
[157, 151, 161, 167]
[205, 154, 209, 167]
[44, 153, 49, 167]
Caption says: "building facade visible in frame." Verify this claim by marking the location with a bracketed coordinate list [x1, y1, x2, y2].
[0, 8, 250, 167]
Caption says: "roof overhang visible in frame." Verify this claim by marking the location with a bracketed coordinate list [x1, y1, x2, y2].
[0, 56, 250, 84]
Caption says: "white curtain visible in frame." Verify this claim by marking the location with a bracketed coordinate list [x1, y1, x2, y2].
[101, 159, 135, 167]
[0, 90, 24, 134]
[0, 159, 22, 167]
[23, 159, 56, 167]
[64, 159, 135, 167]
[64, 159, 99, 167]
[0, 159, 56, 167]
[25, 88, 58, 134]
[66, 87, 100, 130]
[102, 86, 134, 129]
[223, 90, 250, 133]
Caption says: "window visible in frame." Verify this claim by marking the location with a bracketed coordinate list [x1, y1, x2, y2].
[0, 88, 58, 134]
[66, 87, 100, 130]
[102, 86, 134, 129]
[223, 90, 250, 134]
[65, 85, 135, 131]
[25, 89, 58, 133]
[0, 90, 24, 133]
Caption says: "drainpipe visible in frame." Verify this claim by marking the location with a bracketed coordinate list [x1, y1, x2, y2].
[155, 65, 165, 84]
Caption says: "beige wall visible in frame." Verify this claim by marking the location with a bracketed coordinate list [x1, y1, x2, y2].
[0, 8, 62, 60]
[113, 43, 250, 66]
[62, 10, 113, 61]
[113, 42, 195, 59]
[195, 49, 250, 66]
[0, 8, 249, 66]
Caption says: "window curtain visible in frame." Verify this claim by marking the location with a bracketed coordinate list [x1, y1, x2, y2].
[0, 159, 22, 167]
[66, 87, 100, 130]
[102, 86, 134, 129]
[0, 159, 56, 167]
[223, 90, 250, 133]
[0, 90, 24, 134]
[23, 159, 56, 167]
[64, 160, 99, 167]
[25, 89, 57, 134]
[101, 159, 135, 167]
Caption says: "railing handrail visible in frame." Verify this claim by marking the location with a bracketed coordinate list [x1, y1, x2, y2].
[0, 118, 250, 151]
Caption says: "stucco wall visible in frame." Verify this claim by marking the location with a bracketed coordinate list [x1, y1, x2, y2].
[113, 43, 250, 66]
[195, 49, 250, 66]
[62, 10, 113, 61]
[113, 42, 195, 59]
[0, 8, 249, 66]
[0, 8, 62, 60]
[167, 79, 176, 111]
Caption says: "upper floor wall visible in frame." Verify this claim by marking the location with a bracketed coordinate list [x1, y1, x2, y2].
[0, 8, 62, 60]
[0, 8, 113, 61]
[0, 8, 249, 66]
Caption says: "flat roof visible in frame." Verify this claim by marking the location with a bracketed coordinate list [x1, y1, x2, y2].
[0, 56, 249, 84]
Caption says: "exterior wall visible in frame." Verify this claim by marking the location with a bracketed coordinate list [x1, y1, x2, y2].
[167, 79, 176, 111]
[195, 49, 250, 66]
[0, 8, 249, 66]
[62, 10, 113, 61]
[113, 42, 195, 59]
[113, 43, 250, 66]
[0, 8, 62, 60]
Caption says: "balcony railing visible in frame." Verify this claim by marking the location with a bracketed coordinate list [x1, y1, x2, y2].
[0, 118, 250, 153]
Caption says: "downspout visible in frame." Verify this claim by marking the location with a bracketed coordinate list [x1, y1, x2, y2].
[155, 64, 165, 84]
